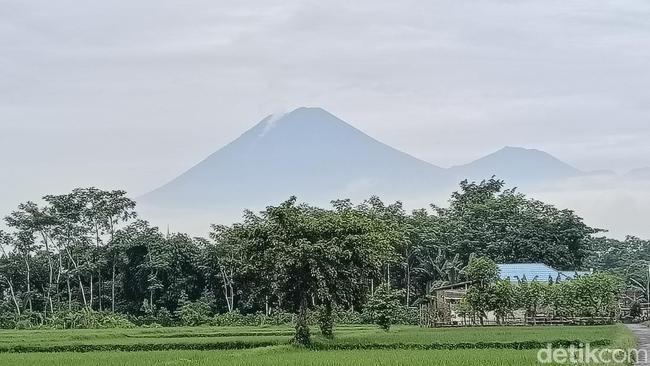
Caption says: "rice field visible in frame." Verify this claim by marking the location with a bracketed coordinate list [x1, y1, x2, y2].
[0, 324, 636, 365]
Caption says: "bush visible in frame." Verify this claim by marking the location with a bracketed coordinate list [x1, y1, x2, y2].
[332, 307, 365, 324]
[45, 310, 135, 329]
[365, 284, 403, 331]
[178, 301, 212, 326]
[317, 303, 333, 338]
[210, 311, 295, 327]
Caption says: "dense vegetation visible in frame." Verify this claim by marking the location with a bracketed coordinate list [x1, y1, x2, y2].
[0, 178, 645, 344]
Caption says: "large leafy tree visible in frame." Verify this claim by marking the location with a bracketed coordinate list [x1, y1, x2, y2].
[241, 197, 393, 345]
[435, 178, 600, 269]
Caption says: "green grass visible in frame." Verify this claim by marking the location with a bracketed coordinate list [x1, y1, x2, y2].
[0, 324, 637, 365]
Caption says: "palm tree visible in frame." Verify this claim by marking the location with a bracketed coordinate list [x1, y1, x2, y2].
[413, 247, 464, 296]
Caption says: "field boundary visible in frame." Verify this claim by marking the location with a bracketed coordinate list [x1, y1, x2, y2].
[124, 331, 296, 338]
[311, 339, 611, 351]
[0, 339, 612, 354]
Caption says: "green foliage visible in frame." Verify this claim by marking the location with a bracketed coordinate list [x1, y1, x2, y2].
[464, 256, 499, 288]
[241, 197, 395, 344]
[317, 302, 334, 338]
[464, 287, 491, 325]
[517, 281, 546, 323]
[178, 301, 212, 326]
[210, 311, 289, 327]
[44, 310, 135, 329]
[365, 284, 403, 331]
[585, 236, 650, 311]
[488, 280, 517, 324]
[436, 178, 600, 269]
[293, 318, 311, 346]
[463, 256, 500, 325]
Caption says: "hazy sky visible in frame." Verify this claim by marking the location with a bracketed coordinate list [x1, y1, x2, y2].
[1, 0, 650, 236]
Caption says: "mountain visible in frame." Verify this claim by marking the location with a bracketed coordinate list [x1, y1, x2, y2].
[448, 146, 582, 186]
[140, 107, 449, 210]
[141, 108, 584, 217]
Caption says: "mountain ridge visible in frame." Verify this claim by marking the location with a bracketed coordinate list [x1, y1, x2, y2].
[140, 107, 583, 211]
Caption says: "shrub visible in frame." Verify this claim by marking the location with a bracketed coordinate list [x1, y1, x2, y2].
[317, 303, 333, 338]
[365, 284, 403, 331]
[178, 301, 212, 326]
[45, 310, 135, 329]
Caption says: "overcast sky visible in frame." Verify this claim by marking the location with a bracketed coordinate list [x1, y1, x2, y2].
[1, 0, 650, 236]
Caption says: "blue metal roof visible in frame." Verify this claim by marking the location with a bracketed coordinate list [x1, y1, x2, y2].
[497, 263, 578, 283]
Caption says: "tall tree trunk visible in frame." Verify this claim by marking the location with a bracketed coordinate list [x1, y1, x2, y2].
[94, 224, 102, 312]
[220, 268, 233, 312]
[4, 278, 20, 316]
[41, 233, 54, 314]
[63, 245, 88, 307]
[89, 273, 94, 309]
[386, 263, 391, 284]
[405, 247, 411, 306]
[228, 268, 235, 311]
[56, 252, 63, 312]
[98, 272, 102, 311]
[66, 275, 72, 310]
[79, 277, 87, 307]
[406, 263, 411, 306]
[111, 261, 116, 313]
[110, 221, 116, 313]
[24, 255, 32, 312]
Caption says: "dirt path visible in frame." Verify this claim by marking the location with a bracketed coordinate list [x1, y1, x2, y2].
[626, 324, 650, 365]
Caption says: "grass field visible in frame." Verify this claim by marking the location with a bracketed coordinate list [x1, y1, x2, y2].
[0, 324, 636, 365]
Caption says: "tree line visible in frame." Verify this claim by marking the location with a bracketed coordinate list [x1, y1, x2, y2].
[0, 178, 644, 344]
